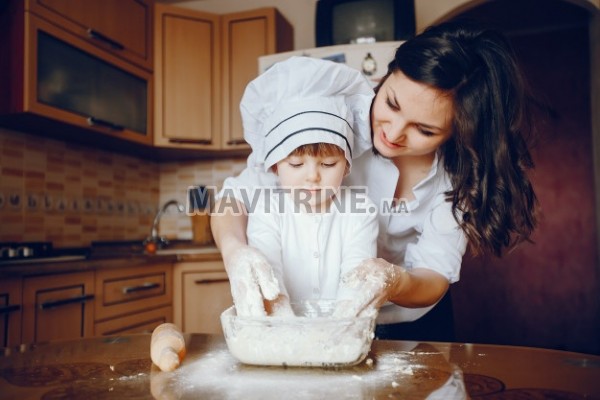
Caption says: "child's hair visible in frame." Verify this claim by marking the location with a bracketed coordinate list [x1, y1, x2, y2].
[288, 143, 345, 158]
[276, 143, 350, 174]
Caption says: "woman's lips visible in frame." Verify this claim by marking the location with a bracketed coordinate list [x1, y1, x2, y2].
[380, 130, 403, 149]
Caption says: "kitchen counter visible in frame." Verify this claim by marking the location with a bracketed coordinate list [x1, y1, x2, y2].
[0, 243, 222, 278]
[1, 333, 598, 399]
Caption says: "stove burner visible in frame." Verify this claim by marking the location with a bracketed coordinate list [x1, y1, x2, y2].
[0, 242, 52, 260]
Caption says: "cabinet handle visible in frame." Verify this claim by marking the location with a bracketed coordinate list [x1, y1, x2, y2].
[226, 139, 247, 146]
[194, 278, 229, 285]
[122, 282, 161, 294]
[168, 138, 212, 145]
[87, 117, 124, 131]
[0, 304, 20, 315]
[40, 294, 95, 310]
[87, 28, 125, 50]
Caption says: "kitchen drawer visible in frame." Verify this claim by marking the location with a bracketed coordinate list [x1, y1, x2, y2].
[95, 306, 172, 336]
[25, 0, 153, 71]
[95, 264, 172, 321]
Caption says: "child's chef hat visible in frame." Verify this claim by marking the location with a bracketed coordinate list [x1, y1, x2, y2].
[241, 56, 374, 172]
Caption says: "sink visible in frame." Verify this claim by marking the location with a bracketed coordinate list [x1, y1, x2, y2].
[155, 246, 219, 255]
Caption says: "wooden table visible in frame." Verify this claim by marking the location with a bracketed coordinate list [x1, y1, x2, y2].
[1, 334, 598, 399]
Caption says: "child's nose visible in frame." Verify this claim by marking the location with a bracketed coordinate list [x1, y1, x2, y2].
[306, 166, 320, 182]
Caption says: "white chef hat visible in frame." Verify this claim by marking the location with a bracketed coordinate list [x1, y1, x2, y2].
[241, 56, 374, 172]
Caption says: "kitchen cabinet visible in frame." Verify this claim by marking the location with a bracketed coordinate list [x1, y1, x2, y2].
[94, 263, 172, 336]
[154, 4, 221, 149]
[0, 279, 22, 347]
[173, 260, 233, 334]
[0, 1, 153, 147]
[22, 271, 95, 344]
[220, 8, 294, 150]
[153, 5, 293, 152]
[25, 0, 154, 71]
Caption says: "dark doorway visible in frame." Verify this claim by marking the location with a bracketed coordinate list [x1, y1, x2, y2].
[444, 0, 600, 355]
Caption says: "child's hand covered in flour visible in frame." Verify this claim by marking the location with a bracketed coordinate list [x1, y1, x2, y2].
[226, 246, 292, 317]
[334, 258, 408, 318]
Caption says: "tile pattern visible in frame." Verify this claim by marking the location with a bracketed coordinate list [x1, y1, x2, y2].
[158, 157, 247, 240]
[0, 128, 245, 247]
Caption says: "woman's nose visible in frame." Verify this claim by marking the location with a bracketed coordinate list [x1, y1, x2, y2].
[386, 118, 407, 143]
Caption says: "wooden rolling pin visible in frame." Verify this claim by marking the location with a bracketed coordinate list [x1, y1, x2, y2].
[150, 323, 186, 372]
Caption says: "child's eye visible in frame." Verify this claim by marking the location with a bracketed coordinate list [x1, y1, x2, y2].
[288, 162, 303, 168]
[322, 162, 337, 168]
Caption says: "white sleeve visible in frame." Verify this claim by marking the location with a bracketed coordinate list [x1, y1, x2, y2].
[246, 195, 288, 297]
[404, 197, 467, 283]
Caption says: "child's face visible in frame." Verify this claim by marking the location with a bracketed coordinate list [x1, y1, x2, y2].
[275, 153, 347, 212]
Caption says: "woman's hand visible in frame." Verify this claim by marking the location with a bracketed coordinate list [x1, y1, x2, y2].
[334, 258, 408, 318]
[225, 246, 291, 317]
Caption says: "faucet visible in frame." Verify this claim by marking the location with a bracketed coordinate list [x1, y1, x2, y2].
[145, 199, 185, 248]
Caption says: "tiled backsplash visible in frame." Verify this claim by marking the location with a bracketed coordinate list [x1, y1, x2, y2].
[158, 158, 247, 240]
[0, 128, 247, 247]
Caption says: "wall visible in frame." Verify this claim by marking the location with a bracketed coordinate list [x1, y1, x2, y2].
[0, 127, 247, 247]
[0, 128, 159, 247]
[167, 0, 600, 50]
[157, 158, 247, 240]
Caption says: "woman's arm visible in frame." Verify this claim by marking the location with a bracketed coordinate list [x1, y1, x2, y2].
[387, 265, 449, 308]
[211, 197, 281, 317]
[211, 198, 249, 262]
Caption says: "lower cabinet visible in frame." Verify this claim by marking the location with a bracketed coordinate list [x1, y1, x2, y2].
[94, 263, 173, 336]
[0, 278, 22, 347]
[22, 271, 95, 343]
[173, 260, 233, 335]
[94, 306, 171, 336]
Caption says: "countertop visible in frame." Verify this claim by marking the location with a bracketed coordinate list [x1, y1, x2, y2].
[1, 333, 599, 399]
[0, 242, 222, 278]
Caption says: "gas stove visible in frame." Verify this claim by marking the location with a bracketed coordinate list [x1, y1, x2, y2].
[0, 242, 89, 266]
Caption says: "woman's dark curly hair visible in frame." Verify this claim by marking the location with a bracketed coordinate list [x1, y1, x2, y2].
[376, 20, 539, 257]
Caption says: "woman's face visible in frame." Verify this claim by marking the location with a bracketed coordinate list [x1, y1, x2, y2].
[371, 71, 454, 160]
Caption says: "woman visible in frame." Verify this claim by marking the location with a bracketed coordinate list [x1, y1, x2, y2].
[211, 20, 538, 339]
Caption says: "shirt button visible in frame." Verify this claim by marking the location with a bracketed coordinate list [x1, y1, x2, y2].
[313, 251, 319, 258]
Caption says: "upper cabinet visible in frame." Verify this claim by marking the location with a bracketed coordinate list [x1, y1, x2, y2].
[154, 5, 293, 152]
[25, 0, 153, 71]
[220, 8, 294, 150]
[154, 4, 221, 150]
[0, 0, 154, 146]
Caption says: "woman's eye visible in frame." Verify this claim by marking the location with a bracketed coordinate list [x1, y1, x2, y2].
[289, 163, 303, 168]
[417, 127, 435, 137]
[385, 97, 399, 110]
[322, 162, 337, 168]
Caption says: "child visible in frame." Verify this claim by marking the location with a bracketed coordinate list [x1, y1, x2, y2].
[226, 56, 378, 316]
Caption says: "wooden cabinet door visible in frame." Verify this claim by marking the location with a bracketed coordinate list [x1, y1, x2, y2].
[22, 272, 95, 344]
[220, 8, 293, 150]
[173, 260, 233, 335]
[26, 0, 153, 70]
[95, 306, 171, 336]
[154, 4, 221, 149]
[0, 278, 22, 347]
[0, 9, 153, 146]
